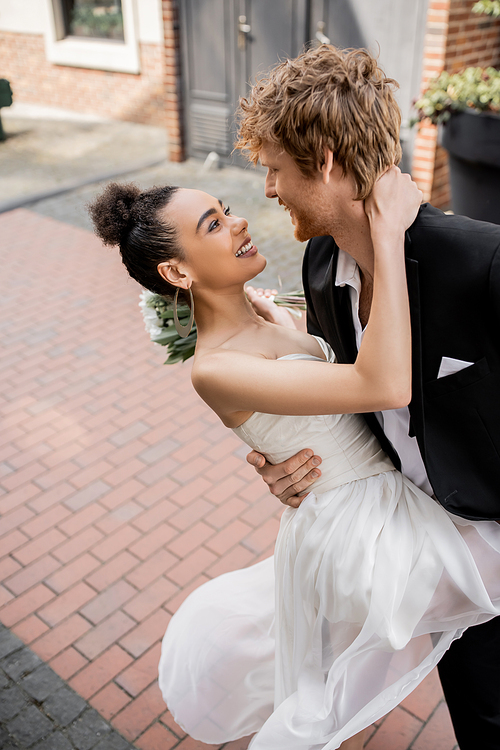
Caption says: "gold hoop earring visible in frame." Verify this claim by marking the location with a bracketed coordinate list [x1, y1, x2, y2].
[173, 288, 195, 338]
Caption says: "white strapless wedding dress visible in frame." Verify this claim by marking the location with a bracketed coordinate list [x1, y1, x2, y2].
[159, 338, 500, 749]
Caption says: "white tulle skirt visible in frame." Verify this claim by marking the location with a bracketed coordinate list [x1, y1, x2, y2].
[159, 470, 500, 749]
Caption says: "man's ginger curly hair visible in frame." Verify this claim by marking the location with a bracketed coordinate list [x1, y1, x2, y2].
[235, 45, 402, 200]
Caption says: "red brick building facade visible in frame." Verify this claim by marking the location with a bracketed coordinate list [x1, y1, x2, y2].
[0, 33, 165, 125]
[0, 0, 184, 160]
[412, 0, 500, 206]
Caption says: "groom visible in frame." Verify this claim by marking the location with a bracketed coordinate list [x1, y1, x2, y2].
[235, 45, 500, 749]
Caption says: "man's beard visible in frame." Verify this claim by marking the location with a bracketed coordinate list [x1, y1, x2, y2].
[293, 212, 323, 242]
[279, 198, 327, 243]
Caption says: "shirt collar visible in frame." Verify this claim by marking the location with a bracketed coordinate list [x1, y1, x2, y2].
[335, 247, 361, 292]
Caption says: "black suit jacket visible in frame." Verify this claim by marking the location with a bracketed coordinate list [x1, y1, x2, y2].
[302, 203, 500, 520]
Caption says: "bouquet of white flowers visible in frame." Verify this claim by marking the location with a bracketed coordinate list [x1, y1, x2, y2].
[139, 288, 306, 364]
[139, 290, 197, 364]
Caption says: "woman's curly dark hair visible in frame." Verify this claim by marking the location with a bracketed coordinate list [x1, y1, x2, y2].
[88, 182, 183, 297]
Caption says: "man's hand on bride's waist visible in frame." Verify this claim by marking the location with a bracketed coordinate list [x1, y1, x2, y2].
[246, 448, 322, 507]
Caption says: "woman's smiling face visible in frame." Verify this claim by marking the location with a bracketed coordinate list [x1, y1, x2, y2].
[161, 188, 266, 292]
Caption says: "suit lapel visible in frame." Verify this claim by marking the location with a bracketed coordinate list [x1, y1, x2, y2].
[323, 250, 357, 365]
[405, 254, 425, 448]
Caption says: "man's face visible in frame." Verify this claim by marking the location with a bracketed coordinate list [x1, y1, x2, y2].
[259, 141, 358, 243]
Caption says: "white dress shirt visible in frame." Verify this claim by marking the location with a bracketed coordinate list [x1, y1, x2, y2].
[335, 249, 434, 495]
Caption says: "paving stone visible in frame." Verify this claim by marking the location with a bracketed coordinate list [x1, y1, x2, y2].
[68, 708, 112, 750]
[0, 726, 11, 744]
[32, 731, 74, 750]
[93, 732, 135, 750]
[2, 646, 44, 681]
[7, 705, 53, 747]
[0, 669, 9, 688]
[0, 632, 137, 750]
[0, 725, 21, 749]
[0, 113, 167, 208]
[0, 684, 27, 722]
[21, 664, 66, 702]
[0, 628, 23, 660]
[43, 685, 87, 726]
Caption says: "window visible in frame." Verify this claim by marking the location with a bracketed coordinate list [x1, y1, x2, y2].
[45, 0, 139, 73]
[60, 1, 125, 41]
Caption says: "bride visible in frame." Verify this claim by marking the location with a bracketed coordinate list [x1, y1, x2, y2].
[88, 169, 500, 750]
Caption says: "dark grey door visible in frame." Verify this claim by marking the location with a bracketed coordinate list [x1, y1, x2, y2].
[180, 0, 428, 168]
[180, 0, 308, 162]
[308, 0, 429, 170]
[235, 0, 308, 91]
[179, 0, 235, 160]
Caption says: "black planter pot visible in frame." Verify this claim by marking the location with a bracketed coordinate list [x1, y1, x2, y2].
[440, 109, 500, 224]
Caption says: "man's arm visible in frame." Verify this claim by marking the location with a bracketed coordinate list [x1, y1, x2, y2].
[247, 448, 322, 508]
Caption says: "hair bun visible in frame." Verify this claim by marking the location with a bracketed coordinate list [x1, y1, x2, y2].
[88, 182, 141, 246]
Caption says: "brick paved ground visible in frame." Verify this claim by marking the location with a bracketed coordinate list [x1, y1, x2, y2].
[0, 621, 136, 750]
[0, 112, 458, 750]
[0, 207, 459, 750]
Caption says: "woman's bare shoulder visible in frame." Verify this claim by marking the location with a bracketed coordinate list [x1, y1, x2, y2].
[192, 327, 326, 385]
[192, 347, 263, 389]
[191, 348, 263, 426]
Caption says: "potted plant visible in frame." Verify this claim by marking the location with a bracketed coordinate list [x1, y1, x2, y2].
[413, 1, 500, 224]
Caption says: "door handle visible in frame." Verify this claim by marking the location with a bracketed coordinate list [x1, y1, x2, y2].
[316, 21, 330, 45]
[238, 15, 251, 50]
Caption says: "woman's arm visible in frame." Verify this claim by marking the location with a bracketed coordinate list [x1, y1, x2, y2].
[194, 168, 421, 421]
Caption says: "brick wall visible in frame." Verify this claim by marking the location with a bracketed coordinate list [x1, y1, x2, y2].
[412, 0, 500, 207]
[161, 0, 184, 161]
[446, 0, 500, 71]
[0, 1, 184, 161]
[432, 0, 500, 207]
[0, 31, 166, 125]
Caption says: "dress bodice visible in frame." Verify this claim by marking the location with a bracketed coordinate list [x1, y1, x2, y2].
[232, 337, 394, 493]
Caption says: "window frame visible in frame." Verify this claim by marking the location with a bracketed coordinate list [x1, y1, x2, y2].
[44, 0, 140, 74]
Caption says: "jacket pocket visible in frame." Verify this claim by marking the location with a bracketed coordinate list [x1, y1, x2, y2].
[424, 357, 490, 399]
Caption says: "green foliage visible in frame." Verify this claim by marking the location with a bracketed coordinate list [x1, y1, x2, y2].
[413, 67, 500, 125]
[472, 0, 500, 17]
[70, 2, 124, 40]
[144, 293, 197, 365]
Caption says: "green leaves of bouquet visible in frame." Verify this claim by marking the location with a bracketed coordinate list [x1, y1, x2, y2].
[139, 291, 197, 364]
